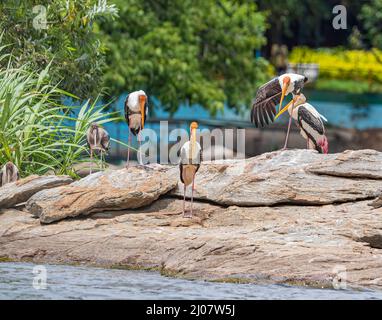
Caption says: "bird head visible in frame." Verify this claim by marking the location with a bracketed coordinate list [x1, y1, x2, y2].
[90, 123, 99, 130]
[139, 94, 147, 129]
[279, 75, 291, 112]
[5, 162, 16, 172]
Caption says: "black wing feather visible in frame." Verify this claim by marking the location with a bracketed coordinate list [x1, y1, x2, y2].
[297, 106, 324, 135]
[251, 78, 280, 128]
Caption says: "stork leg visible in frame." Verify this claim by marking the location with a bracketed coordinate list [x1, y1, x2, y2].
[138, 133, 142, 165]
[282, 116, 293, 150]
[90, 149, 93, 175]
[126, 133, 131, 168]
[190, 174, 195, 218]
[182, 184, 187, 217]
[101, 151, 104, 171]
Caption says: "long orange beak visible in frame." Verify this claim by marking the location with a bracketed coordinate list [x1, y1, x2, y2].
[279, 77, 290, 112]
[190, 122, 198, 160]
[139, 96, 146, 129]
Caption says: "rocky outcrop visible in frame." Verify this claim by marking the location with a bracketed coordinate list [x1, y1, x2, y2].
[1, 149, 382, 290]
[1, 198, 382, 289]
[172, 149, 382, 206]
[26, 165, 178, 224]
[0, 175, 72, 209]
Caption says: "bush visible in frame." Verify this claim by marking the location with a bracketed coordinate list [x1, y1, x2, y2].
[0, 51, 119, 178]
[289, 47, 382, 84]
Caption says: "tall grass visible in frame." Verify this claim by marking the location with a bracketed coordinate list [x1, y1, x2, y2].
[0, 52, 120, 178]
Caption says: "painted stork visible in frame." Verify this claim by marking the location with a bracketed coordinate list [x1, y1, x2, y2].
[86, 123, 110, 174]
[0, 162, 19, 187]
[251, 73, 308, 149]
[274, 93, 329, 153]
[179, 122, 202, 218]
[124, 90, 148, 167]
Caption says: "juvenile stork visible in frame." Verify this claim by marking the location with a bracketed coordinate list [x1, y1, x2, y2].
[0, 162, 19, 187]
[124, 90, 148, 167]
[275, 94, 329, 153]
[86, 123, 110, 174]
[251, 73, 308, 149]
[180, 122, 202, 218]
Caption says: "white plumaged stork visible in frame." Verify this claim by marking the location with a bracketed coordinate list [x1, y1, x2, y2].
[124, 90, 148, 167]
[251, 73, 308, 149]
[86, 123, 110, 174]
[0, 162, 19, 187]
[179, 122, 202, 218]
[275, 93, 329, 154]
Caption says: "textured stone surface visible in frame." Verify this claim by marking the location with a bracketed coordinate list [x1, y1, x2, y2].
[0, 175, 73, 209]
[26, 165, 178, 224]
[172, 149, 382, 206]
[2, 149, 382, 290]
[1, 198, 382, 289]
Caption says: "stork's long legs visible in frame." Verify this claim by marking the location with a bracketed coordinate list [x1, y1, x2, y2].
[138, 132, 142, 165]
[90, 149, 93, 175]
[283, 115, 293, 150]
[182, 184, 186, 217]
[190, 175, 195, 217]
[126, 133, 131, 168]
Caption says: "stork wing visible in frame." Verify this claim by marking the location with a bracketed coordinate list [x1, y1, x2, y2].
[297, 105, 325, 136]
[86, 126, 93, 149]
[101, 130, 110, 151]
[251, 78, 281, 127]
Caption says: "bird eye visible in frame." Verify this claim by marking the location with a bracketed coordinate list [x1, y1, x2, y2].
[304, 76, 308, 83]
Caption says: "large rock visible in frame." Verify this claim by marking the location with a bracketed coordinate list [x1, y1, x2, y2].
[1, 198, 382, 290]
[172, 149, 382, 206]
[0, 175, 73, 209]
[26, 165, 178, 224]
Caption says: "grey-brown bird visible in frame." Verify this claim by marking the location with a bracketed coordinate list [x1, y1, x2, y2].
[86, 123, 110, 174]
[124, 90, 148, 167]
[0, 162, 20, 187]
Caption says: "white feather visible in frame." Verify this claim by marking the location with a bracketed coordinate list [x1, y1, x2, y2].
[320, 114, 328, 122]
[127, 90, 147, 112]
[180, 141, 202, 164]
[278, 73, 305, 94]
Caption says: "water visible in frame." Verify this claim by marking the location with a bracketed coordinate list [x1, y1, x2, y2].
[1, 263, 382, 300]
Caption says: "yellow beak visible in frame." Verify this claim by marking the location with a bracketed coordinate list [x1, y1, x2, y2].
[274, 99, 294, 120]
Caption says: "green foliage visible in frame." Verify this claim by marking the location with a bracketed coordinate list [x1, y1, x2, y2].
[360, 0, 382, 49]
[100, 0, 271, 114]
[0, 51, 119, 178]
[0, 0, 118, 99]
[255, 0, 331, 45]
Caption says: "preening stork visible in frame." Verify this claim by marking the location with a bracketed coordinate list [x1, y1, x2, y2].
[251, 73, 308, 149]
[86, 123, 110, 174]
[275, 93, 329, 153]
[180, 122, 202, 218]
[124, 90, 148, 167]
[0, 162, 19, 187]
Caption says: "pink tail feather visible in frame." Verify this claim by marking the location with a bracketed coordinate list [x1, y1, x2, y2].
[318, 136, 329, 154]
